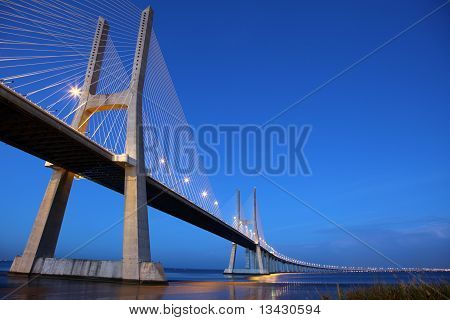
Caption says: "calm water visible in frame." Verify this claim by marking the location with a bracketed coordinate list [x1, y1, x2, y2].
[0, 261, 448, 299]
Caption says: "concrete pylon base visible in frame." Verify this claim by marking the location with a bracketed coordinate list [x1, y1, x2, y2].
[223, 268, 269, 275]
[10, 257, 166, 284]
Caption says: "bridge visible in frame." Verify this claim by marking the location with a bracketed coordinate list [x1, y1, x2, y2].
[0, 1, 436, 283]
[1, 79, 345, 281]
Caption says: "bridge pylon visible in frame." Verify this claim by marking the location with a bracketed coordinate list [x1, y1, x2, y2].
[224, 188, 268, 275]
[225, 189, 240, 272]
[10, 7, 166, 283]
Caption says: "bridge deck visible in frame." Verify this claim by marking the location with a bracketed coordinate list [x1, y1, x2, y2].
[0, 84, 256, 251]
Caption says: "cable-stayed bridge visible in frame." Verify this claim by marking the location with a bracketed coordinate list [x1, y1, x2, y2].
[0, 1, 440, 282]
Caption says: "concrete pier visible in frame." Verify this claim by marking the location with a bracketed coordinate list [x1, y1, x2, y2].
[9, 170, 74, 274]
[11, 258, 165, 283]
[224, 188, 269, 275]
[122, 6, 153, 282]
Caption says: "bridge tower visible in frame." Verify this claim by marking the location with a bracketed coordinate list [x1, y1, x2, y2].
[224, 188, 268, 275]
[226, 189, 240, 272]
[10, 7, 165, 283]
[252, 188, 265, 274]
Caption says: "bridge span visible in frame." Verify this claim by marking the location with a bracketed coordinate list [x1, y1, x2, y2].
[1, 82, 336, 281]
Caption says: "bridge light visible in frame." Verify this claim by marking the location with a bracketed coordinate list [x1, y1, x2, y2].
[69, 86, 81, 97]
[214, 200, 219, 206]
[159, 158, 166, 164]
[201, 191, 208, 198]
[183, 177, 190, 183]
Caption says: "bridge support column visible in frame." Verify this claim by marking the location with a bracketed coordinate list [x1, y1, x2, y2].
[227, 244, 237, 271]
[264, 252, 269, 271]
[255, 245, 265, 273]
[252, 188, 266, 274]
[250, 250, 254, 269]
[245, 249, 251, 269]
[10, 170, 74, 274]
[224, 190, 240, 274]
[121, 7, 164, 282]
[224, 188, 267, 275]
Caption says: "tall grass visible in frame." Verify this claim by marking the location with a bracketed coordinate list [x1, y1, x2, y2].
[341, 283, 449, 300]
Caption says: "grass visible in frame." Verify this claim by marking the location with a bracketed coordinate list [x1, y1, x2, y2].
[334, 283, 450, 300]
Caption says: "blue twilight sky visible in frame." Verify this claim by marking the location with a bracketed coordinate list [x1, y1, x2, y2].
[1, 0, 449, 268]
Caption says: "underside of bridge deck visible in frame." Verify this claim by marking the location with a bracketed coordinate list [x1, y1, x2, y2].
[0, 84, 256, 251]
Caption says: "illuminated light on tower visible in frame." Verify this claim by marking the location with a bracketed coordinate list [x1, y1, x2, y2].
[201, 191, 208, 198]
[214, 200, 219, 206]
[183, 177, 190, 183]
[69, 86, 81, 97]
[159, 158, 166, 164]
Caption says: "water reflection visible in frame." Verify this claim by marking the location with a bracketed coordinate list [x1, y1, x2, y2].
[1, 267, 448, 300]
[0, 273, 327, 299]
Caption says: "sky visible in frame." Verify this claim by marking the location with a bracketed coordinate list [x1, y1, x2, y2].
[0, 0, 449, 269]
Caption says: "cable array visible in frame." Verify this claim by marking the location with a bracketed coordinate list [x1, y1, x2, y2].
[0, 0, 139, 153]
[141, 30, 221, 217]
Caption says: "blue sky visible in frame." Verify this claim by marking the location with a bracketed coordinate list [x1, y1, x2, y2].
[1, 0, 449, 268]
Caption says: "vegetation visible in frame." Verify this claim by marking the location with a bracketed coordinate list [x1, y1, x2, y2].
[336, 283, 450, 300]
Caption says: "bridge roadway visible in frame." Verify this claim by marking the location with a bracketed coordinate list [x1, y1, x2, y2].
[0, 83, 264, 249]
[1, 83, 335, 272]
[7, 84, 420, 273]
[1, 83, 344, 273]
